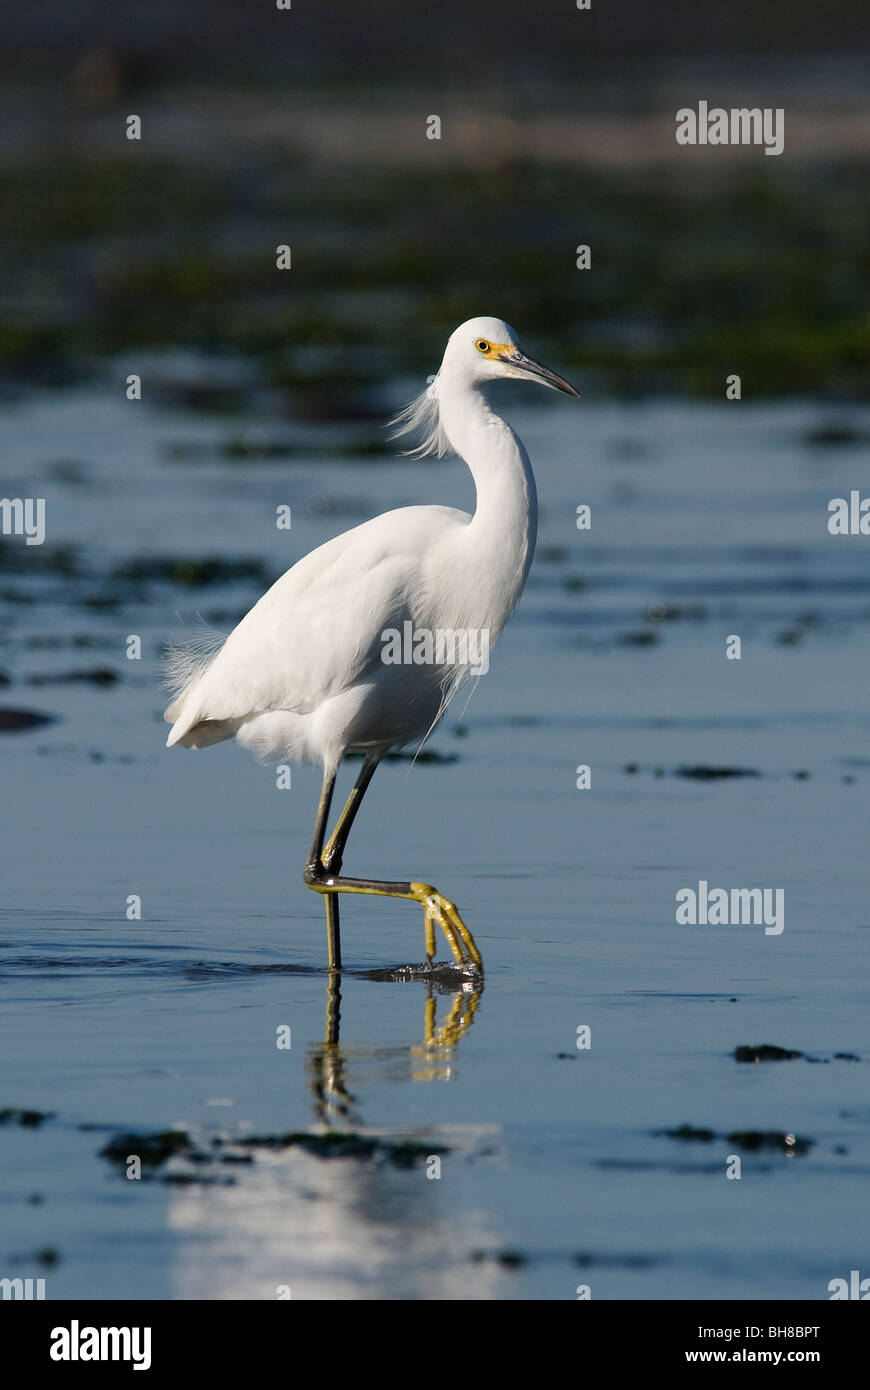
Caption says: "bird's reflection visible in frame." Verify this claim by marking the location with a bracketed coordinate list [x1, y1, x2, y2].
[412, 984, 482, 1081]
[167, 967, 499, 1299]
[307, 972, 358, 1128]
[307, 968, 483, 1125]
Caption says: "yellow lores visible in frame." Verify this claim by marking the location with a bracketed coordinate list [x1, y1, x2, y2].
[476, 338, 510, 358]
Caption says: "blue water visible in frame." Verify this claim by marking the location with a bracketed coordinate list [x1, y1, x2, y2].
[2, 379, 869, 1298]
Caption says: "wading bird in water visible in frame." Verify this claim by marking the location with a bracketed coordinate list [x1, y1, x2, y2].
[164, 317, 578, 972]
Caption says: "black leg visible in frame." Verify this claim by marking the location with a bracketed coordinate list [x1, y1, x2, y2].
[322, 753, 381, 874]
[303, 756, 482, 971]
[305, 766, 341, 970]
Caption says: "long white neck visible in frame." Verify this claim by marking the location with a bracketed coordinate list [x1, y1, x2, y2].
[438, 370, 538, 635]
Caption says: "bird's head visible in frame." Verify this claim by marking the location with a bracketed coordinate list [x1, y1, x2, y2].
[445, 316, 579, 396]
[389, 316, 578, 457]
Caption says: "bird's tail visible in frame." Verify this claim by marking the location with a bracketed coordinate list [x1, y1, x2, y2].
[162, 623, 230, 747]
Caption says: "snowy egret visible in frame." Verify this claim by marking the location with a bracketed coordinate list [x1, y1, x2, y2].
[164, 316, 578, 972]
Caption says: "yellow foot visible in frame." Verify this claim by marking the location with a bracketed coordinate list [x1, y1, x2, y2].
[411, 882, 483, 971]
[410, 986, 483, 1078]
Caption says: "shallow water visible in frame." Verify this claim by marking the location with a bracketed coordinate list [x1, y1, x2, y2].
[2, 380, 869, 1299]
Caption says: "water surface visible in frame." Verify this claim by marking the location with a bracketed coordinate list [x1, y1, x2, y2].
[2, 383, 869, 1299]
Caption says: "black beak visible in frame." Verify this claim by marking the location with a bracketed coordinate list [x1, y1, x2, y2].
[498, 347, 580, 397]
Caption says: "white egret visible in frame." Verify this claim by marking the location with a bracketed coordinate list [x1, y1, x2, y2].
[164, 316, 578, 972]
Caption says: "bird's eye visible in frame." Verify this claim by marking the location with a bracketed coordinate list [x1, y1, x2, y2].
[476, 339, 490, 353]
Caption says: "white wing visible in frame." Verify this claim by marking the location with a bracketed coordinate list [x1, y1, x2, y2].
[164, 505, 467, 747]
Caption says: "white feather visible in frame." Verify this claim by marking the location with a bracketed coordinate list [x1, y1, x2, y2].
[162, 623, 227, 719]
[164, 315, 550, 770]
[387, 374, 452, 458]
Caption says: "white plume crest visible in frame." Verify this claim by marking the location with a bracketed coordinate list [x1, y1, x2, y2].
[387, 373, 452, 458]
